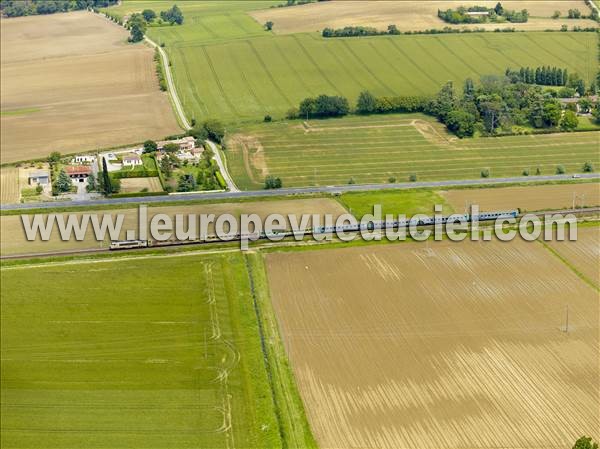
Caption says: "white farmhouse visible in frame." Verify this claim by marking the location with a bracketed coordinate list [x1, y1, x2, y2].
[122, 154, 142, 167]
[73, 155, 95, 164]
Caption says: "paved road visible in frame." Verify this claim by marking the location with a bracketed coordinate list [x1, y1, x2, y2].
[3, 174, 599, 211]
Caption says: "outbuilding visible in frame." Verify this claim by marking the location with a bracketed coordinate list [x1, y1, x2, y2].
[28, 171, 50, 185]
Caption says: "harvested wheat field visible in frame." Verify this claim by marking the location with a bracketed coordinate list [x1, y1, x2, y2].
[0, 166, 19, 204]
[266, 238, 599, 449]
[251, 0, 596, 34]
[0, 198, 346, 256]
[441, 182, 600, 212]
[0, 11, 179, 164]
[545, 226, 600, 287]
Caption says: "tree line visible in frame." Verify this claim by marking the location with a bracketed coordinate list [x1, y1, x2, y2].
[504, 66, 569, 87]
[438, 2, 529, 24]
[0, 0, 118, 16]
[288, 69, 597, 138]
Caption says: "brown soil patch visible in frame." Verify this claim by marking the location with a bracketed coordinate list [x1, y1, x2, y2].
[251, 1, 595, 34]
[231, 134, 268, 184]
[266, 237, 599, 448]
[0, 11, 180, 163]
[441, 183, 600, 212]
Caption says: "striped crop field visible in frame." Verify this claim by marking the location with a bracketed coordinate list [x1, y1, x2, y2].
[107, 2, 598, 124]
[0, 254, 283, 449]
[169, 31, 598, 123]
[226, 114, 600, 189]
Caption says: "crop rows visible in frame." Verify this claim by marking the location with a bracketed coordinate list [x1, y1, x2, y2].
[229, 114, 600, 189]
[168, 32, 597, 123]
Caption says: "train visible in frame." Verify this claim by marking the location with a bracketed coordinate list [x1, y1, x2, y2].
[109, 209, 519, 250]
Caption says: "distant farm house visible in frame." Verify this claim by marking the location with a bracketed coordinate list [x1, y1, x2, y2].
[73, 155, 95, 164]
[157, 136, 196, 152]
[466, 11, 489, 16]
[65, 165, 92, 179]
[122, 154, 142, 167]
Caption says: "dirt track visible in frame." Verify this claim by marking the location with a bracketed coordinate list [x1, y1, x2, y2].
[267, 237, 599, 449]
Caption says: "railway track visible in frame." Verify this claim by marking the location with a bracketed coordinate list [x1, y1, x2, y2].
[1, 207, 598, 261]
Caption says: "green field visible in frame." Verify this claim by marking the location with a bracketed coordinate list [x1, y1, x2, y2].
[226, 113, 600, 189]
[0, 253, 290, 449]
[105, 2, 598, 124]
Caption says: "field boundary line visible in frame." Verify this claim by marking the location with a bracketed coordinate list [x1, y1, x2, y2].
[177, 47, 209, 117]
[200, 46, 240, 118]
[273, 39, 315, 96]
[247, 41, 294, 107]
[340, 40, 396, 96]
[229, 46, 268, 115]
[434, 36, 482, 77]
[538, 240, 599, 291]
[387, 38, 441, 88]
[367, 41, 424, 94]
[292, 35, 342, 96]
[322, 42, 370, 93]
[458, 37, 505, 72]
[413, 38, 465, 81]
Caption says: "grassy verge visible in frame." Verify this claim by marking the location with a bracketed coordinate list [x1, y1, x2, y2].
[2, 178, 598, 216]
[245, 252, 318, 449]
[538, 239, 599, 291]
[338, 189, 453, 217]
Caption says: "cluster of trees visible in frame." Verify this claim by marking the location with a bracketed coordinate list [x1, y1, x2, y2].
[175, 146, 221, 192]
[289, 95, 350, 119]
[504, 66, 568, 87]
[52, 169, 72, 195]
[187, 119, 225, 144]
[356, 92, 430, 114]
[428, 76, 585, 138]
[127, 5, 183, 42]
[0, 0, 118, 17]
[567, 8, 582, 18]
[264, 175, 283, 189]
[438, 2, 528, 24]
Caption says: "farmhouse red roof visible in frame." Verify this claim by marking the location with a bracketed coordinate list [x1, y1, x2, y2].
[65, 165, 92, 175]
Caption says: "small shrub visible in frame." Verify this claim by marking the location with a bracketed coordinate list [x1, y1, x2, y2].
[480, 169, 490, 178]
[556, 165, 566, 174]
[583, 161, 594, 172]
[264, 115, 272, 122]
[388, 176, 397, 183]
[348, 177, 356, 185]
[409, 173, 417, 182]
[522, 169, 529, 176]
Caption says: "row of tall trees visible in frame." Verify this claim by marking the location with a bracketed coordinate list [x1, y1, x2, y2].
[505, 66, 568, 87]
